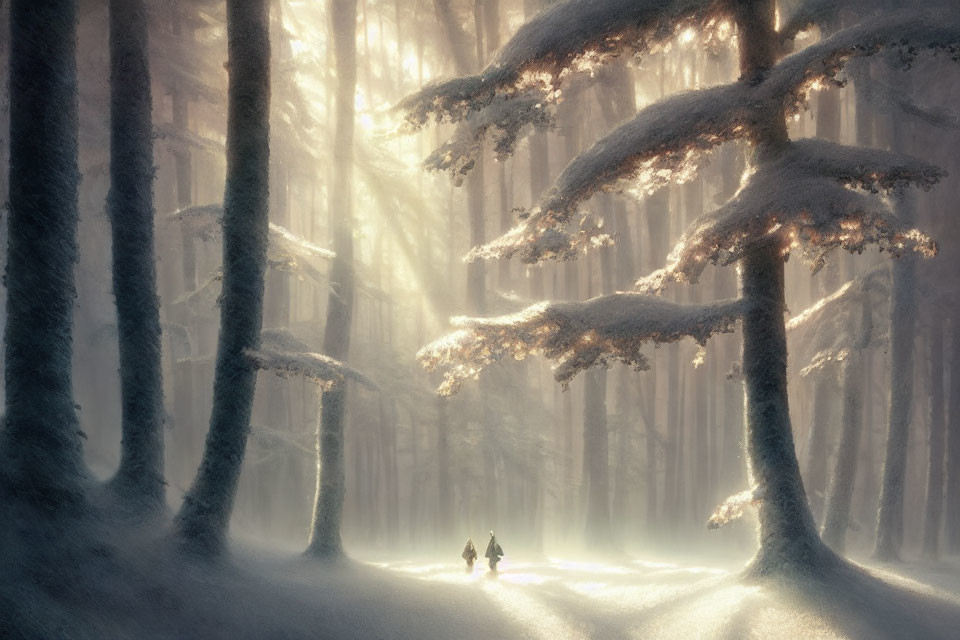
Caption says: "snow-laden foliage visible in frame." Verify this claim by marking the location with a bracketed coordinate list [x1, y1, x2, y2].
[468, 11, 960, 264]
[400, 0, 725, 129]
[418, 294, 745, 395]
[245, 328, 376, 391]
[169, 204, 334, 284]
[707, 487, 762, 529]
[637, 140, 940, 292]
[424, 93, 553, 185]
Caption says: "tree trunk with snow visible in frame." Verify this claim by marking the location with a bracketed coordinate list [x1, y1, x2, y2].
[307, 0, 357, 558]
[734, 0, 833, 575]
[175, 0, 271, 554]
[0, 0, 85, 506]
[921, 314, 945, 559]
[106, 0, 166, 510]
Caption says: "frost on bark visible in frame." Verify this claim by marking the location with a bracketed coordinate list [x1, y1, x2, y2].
[0, 0, 85, 507]
[106, 0, 166, 510]
[308, 0, 358, 559]
[175, 0, 271, 555]
[418, 294, 745, 395]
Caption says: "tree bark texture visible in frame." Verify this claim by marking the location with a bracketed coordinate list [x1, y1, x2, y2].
[107, 0, 166, 509]
[308, 0, 358, 558]
[176, 0, 271, 554]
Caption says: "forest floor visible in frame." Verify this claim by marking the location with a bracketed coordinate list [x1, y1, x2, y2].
[5, 521, 960, 639]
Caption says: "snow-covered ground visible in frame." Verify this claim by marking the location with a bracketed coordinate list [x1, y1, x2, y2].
[366, 552, 960, 639]
[7, 526, 960, 640]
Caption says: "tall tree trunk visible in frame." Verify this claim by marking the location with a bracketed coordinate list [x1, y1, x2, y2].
[875, 211, 917, 560]
[107, 0, 165, 509]
[436, 397, 453, 537]
[946, 320, 960, 552]
[803, 378, 834, 520]
[821, 297, 871, 552]
[307, 0, 357, 558]
[922, 314, 946, 559]
[805, 61, 841, 517]
[734, 0, 832, 574]
[171, 15, 196, 294]
[583, 367, 612, 545]
[175, 0, 271, 554]
[1, 0, 84, 505]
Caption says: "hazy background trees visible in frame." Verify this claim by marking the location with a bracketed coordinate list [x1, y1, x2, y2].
[9, 0, 960, 565]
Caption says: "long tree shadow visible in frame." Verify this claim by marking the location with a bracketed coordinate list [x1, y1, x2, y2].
[768, 560, 960, 640]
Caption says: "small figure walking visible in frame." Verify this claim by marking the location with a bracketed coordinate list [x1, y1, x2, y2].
[462, 538, 477, 571]
[485, 531, 503, 573]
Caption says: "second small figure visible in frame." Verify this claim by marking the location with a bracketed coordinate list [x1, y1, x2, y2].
[485, 531, 503, 573]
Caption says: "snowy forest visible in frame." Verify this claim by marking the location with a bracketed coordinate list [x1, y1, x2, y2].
[4, 0, 960, 638]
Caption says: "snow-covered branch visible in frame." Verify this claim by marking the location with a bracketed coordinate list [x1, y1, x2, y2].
[168, 204, 334, 284]
[789, 267, 888, 377]
[418, 293, 745, 395]
[467, 11, 959, 265]
[245, 329, 377, 391]
[423, 92, 553, 184]
[637, 140, 940, 291]
[400, 0, 723, 129]
[707, 487, 762, 529]
[767, 11, 960, 119]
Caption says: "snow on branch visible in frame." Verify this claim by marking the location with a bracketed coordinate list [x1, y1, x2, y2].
[445, 11, 958, 267]
[418, 293, 745, 395]
[767, 11, 960, 118]
[637, 140, 940, 291]
[707, 487, 762, 529]
[467, 83, 753, 263]
[170, 203, 225, 240]
[245, 329, 377, 391]
[399, 0, 723, 129]
[168, 204, 334, 283]
[423, 92, 553, 184]
[788, 267, 888, 377]
[787, 265, 888, 333]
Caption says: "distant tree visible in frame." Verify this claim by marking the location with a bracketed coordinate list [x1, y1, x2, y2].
[105, 0, 166, 511]
[0, 0, 85, 507]
[922, 311, 946, 560]
[788, 268, 888, 552]
[308, 0, 358, 559]
[781, 0, 960, 562]
[403, 0, 956, 574]
[175, 0, 271, 555]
